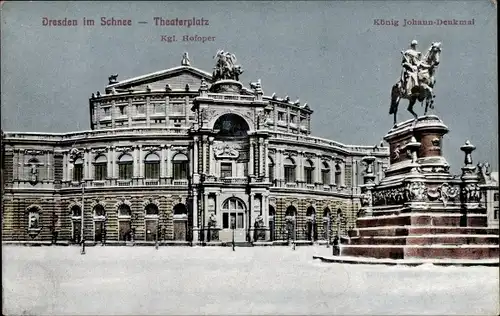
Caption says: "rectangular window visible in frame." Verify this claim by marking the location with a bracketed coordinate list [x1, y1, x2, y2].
[284, 166, 295, 183]
[494, 207, 499, 220]
[278, 112, 284, 121]
[119, 163, 133, 179]
[290, 114, 296, 124]
[322, 170, 330, 185]
[221, 163, 232, 178]
[269, 165, 274, 183]
[119, 106, 127, 115]
[173, 162, 188, 180]
[237, 213, 244, 229]
[155, 104, 164, 113]
[223, 213, 229, 229]
[305, 168, 314, 184]
[145, 163, 160, 179]
[94, 164, 107, 181]
[73, 164, 83, 182]
[494, 193, 499, 202]
[136, 105, 145, 114]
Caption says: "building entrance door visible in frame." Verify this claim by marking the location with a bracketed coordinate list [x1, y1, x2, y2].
[221, 197, 247, 242]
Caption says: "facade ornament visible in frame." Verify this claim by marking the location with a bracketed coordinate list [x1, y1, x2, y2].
[214, 144, 239, 159]
[115, 147, 132, 154]
[91, 148, 107, 155]
[389, 40, 442, 124]
[212, 50, 244, 82]
[249, 79, 263, 94]
[69, 147, 83, 163]
[462, 183, 482, 203]
[108, 74, 118, 85]
[24, 149, 44, 156]
[165, 84, 172, 92]
[143, 146, 161, 154]
[114, 198, 132, 209]
[185, 84, 190, 91]
[460, 140, 477, 176]
[199, 78, 209, 91]
[29, 163, 39, 186]
[181, 52, 191, 66]
[146, 85, 152, 92]
[406, 181, 427, 201]
[208, 212, 217, 227]
[96, 91, 101, 97]
[142, 198, 160, 208]
[427, 183, 459, 206]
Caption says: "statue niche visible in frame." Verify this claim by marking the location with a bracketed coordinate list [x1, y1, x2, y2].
[213, 114, 249, 138]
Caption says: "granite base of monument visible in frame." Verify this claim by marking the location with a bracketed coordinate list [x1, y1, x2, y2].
[341, 115, 499, 260]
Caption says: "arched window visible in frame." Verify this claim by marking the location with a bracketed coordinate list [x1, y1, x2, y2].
[323, 207, 331, 218]
[26, 158, 40, 181]
[144, 153, 160, 179]
[213, 114, 250, 137]
[321, 162, 330, 186]
[268, 157, 275, 184]
[334, 163, 342, 187]
[269, 205, 276, 217]
[94, 155, 107, 181]
[27, 207, 40, 229]
[118, 204, 131, 217]
[73, 158, 84, 182]
[118, 154, 133, 180]
[285, 205, 297, 217]
[173, 203, 188, 215]
[304, 159, 314, 184]
[71, 205, 82, 217]
[93, 205, 106, 217]
[306, 206, 316, 217]
[172, 153, 188, 180]
[284, 157, 296, 183]
[222, 198, 245, 229]
[145, 204, 159, 216]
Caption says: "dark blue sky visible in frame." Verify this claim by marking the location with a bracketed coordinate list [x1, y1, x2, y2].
[1, 1, 497, 172]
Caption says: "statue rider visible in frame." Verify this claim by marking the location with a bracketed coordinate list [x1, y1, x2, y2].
[401, 40, 422, 96]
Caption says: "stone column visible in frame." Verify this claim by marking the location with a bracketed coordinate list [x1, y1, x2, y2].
[46, 151, 51, 180]
[264, 140, 269, 181]
[249, 138, 255, 177]
[184, 96, 189, 126]
[128, 98, 133, 127]
[84, 148, 90, 179]
[192, 188, 199, 242]
[146, 96, 151, 127]
[111, 99, 116, 128]
[249, 193, 254, 242]
[286, 107, 290, 133]
[296, 152, 302, 183]
[273, 104, 277, 131]
[107, 147, 113, 178]
[160, 145, 166, 178]
[202, 136, 208, 174]
[62, 151, 68, 181]
[166, 145, 172, 179]
[111, 147, 117, 179]
[258, 138, 264, 177]
[208, 137, 214, 176]
[315, 155, 321, 185]
[215, 193, 221, 227]
[133, 146, 139, 178]
[165, 96, 170, 127]
[193, 136, 199, 176]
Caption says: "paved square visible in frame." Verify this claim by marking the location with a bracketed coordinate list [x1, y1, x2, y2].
[3, 246, 499, 315]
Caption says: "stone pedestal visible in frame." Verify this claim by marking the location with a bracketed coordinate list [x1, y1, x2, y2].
[342, 116, 499, 260]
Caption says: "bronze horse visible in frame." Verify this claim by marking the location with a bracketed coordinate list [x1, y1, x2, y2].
[389, 42, 442, 125]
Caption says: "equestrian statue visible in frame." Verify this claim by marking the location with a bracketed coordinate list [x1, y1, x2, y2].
[389, 40, 442, 125]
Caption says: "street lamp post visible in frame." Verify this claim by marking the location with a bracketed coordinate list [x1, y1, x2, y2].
[292, 218, 296, 251]
[332, 212, 341, 256]
[231, 216, 235, 251]
[80, 182, 86, 255]
[326, 216, 331, 248]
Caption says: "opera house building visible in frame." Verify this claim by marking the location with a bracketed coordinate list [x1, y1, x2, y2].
[1, 52, 389, 245]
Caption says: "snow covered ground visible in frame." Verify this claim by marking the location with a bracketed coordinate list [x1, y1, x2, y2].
[2, 245, 499, 315]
